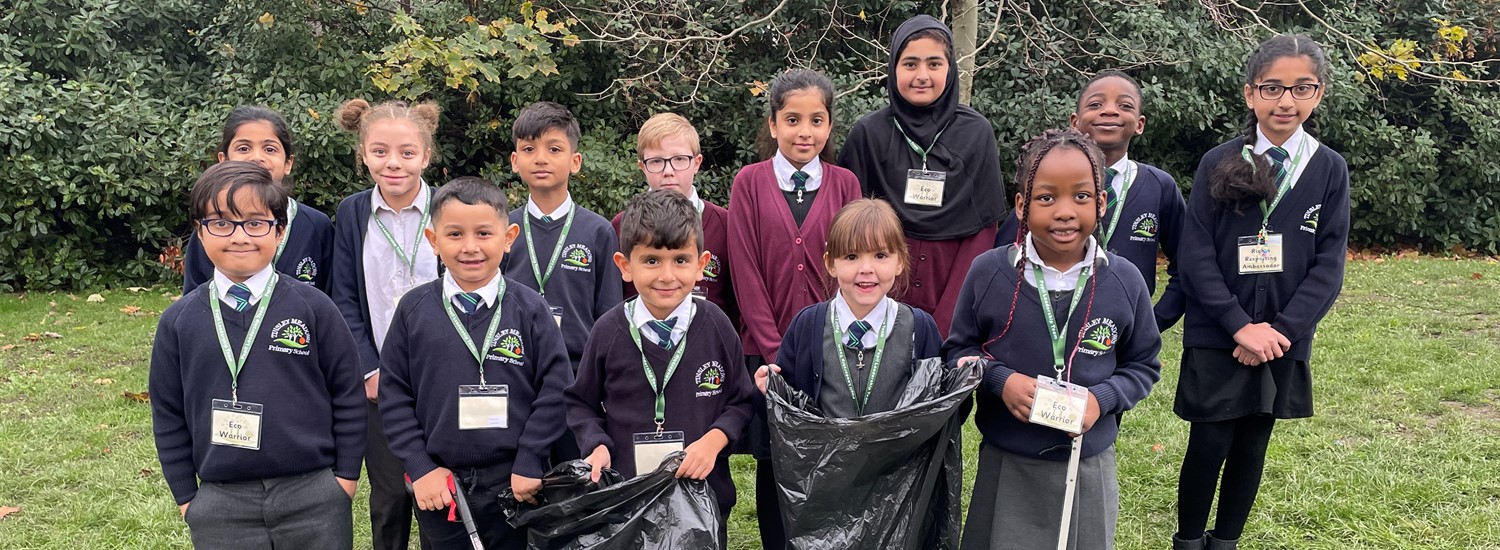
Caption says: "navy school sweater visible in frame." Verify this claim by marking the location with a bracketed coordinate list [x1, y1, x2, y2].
[942, 245, 1162, 460]
[564, 298, 755, 512]
[378, 278, 574, 480]
[183, 199, 335, 294]
[774, 301, 943, 405]
[330, 187, 443, 377]
[501, 204, 624, 367]
[150, 275, 366, 505]
[997, 162, 1187, 330]
[1180, 137, 1349, 362]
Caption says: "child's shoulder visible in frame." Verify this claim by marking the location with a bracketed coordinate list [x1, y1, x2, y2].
[571, 204, 612, 226]
[295, 200, 333, 228]
[1100, 252, 1149, 294]
[392, 279, 443, 317]
[159, 285, 210, 327]
[500, 276, 547, 310]
[1133, 162, 1179, 186]
[731, 159, 775, 181]
[1311, 141, 1349, 172]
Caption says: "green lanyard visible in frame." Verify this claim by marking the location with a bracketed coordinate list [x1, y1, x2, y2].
[1032, 263, 1091, 378]
[1099, 162, 1136, 246]
[439, 278, 508, 386]
[892, 118, 952, 171]
[523, 204, 576, 296]
[209, 273, 280, 404]
[829, 299, 891, 415]
[273, 199, 299, 263]
[1255, 136, 1310, 230]
[372, 193, 431, 273]
[624, 299, 690, 432]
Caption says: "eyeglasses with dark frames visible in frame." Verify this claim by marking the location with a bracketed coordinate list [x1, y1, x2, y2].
[200, 218, 279, 238]
[642, 155, 695, 173]
[1253, 83, 1322, 101]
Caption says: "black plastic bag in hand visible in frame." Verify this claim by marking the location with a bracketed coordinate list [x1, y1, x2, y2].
[766, 358, 980, 550]
[499, 453, 720, 549]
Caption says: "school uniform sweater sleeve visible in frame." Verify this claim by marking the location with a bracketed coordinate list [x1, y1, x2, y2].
[1181, 143, 1256, 337]
[1152, 167, 1188, 330]
[774, 304, 821, 398]
[311, 285, 369, 479]
[305, 205, 337, 294]
[331, 191, 379, 377]
[728, 165, 779, 358]
[912, 308, 944, 359]
[150, 297, 197, 504]
[182, 235, 213, 294]
[515, 289, 576, 478]
[1090, 261, 1164, 415]
[565, 306, 625, 456]
[1269, 152, 1349, 343]
[941, 248, 1019, 397]
[375, 286, 438, 478]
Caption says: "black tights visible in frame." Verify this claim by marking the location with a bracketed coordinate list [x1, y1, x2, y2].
[1176, 416, 1276, 541]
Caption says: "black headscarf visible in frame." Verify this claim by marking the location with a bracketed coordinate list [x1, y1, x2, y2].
[838, 15, 1007, 240]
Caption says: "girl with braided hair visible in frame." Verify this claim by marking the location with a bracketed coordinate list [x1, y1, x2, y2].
[944, 128, 1163, 550]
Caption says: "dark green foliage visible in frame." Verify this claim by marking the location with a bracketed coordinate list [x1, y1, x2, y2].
[2, 0, 1497, 290]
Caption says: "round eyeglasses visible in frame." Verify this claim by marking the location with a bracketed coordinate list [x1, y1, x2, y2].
[1252, 83, 1322, 101]
[642, 155, 695, 173]
[200, 218, 278, 237]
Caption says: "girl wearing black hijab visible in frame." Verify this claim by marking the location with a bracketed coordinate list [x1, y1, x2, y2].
[838, 15, 1007, 337]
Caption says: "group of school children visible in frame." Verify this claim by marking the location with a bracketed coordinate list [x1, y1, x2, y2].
[150, 13, 1349, 550]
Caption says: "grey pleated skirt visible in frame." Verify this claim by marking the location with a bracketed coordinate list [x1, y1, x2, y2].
[960, 442, 1118, 550]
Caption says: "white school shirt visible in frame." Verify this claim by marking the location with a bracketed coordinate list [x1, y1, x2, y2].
[772, 151, 824, 192]
[831, 292, 896, 349]
[441, 271, 502, 310]
[1105, 154, 1135, 202]
[1020, 234, 1109, 291]
[364, 184, 438, 377]
[1253, 125, 1321, 190]
[213, 264, 276, 308]
[630, 295, 696, 349]
[526, 193, 575, 221]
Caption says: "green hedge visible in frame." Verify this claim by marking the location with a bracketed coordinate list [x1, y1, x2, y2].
[2, 0, 1496, 290]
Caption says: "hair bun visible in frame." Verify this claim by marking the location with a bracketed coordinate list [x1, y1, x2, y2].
[335, 98, 371, 133]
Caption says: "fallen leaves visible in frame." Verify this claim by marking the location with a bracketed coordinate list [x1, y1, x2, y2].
[1473, 272, 1484, 280]
[22, 332, 60, 342]
[0, 506, 18, 520]
[126, 287, 150, 293]
[122, 391, 150, 403]
[1150, 443, 1165, 453]
[0, 345, 14, 351]
[93, 378, 115, 385]
[86, 294, 105, 303]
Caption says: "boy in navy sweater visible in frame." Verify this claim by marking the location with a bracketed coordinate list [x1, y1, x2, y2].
[501, 101, 623, 461]
[151, 161, 365, 549]
[379, 177, 573, 549]
[566, 189, 756, 544]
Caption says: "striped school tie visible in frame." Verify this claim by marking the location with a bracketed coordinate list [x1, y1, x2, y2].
[648, 317, 678, 350]
[845, 320, 872, 350]
[1104, 167, 1121, 210]
[791, 170, 810, 203]
[454, 292, 483, 314]
[1266, 146, 1290, 187]
[540, 215, 553, 223]
[227, 283, 253, 312]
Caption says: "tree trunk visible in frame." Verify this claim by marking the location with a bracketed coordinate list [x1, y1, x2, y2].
[951, 0, 979, 105]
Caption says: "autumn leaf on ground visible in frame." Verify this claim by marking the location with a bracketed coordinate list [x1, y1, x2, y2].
[139, 468, 155, 478]
[1472, 273, 1483, 280]
[93, 378, 115, 385]
[1151, 443, 1165, 453]
[0, 506, 18, 520]
[0, 345, 14, 351]
[86, 294, 105, 303]
[120, 305, 141, 315]
[22, 334, 41, 342]
[43, 332, 62, 339]
[123, 391, 151, 403]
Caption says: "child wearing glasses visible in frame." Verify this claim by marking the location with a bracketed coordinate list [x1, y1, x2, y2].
[151, 161, 365, 549]
[1172, 35, 1348, 550]
[611, 113, 738, 327]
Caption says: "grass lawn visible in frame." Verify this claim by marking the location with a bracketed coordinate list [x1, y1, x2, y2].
[1, 255, 1497, 549]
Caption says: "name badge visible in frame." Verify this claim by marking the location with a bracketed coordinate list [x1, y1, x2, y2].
[458, 385, 509, 430]
[1238, 233, 1284, 274]
[1029, 375, 1088, 434]
[632, 431, 685, 476]
[904, 170, 947, 207]
[210, 399, 263, 450]
[549, 305, 564, 327]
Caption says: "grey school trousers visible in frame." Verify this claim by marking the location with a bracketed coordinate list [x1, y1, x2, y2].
[185, 468, 353, 549]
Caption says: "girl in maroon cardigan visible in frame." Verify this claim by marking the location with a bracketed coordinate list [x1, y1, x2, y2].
[727, 68, 861, 550]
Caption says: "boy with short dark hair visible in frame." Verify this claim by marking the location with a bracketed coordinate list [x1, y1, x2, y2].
[379, 176, 574, 550]
[151, 160, 366, 549]
[502, 101, 624, 461]
[566, 189, 756, 543]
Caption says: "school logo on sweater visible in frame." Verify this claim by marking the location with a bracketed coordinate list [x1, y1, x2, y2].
[488, 329, 526, 366]
[1128, 214, 1159, 243]
[294, 257, 318, 282]
[694, 361, 725, 397]
[1077, 318, 1119, 357]
[560, 244, 594, 273]
[268, 318, 312, 356]
[1301, 204, 1321, 235]
[701, 254, 722, 282]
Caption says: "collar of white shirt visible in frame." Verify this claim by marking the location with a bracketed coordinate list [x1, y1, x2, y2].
[1014, 234, 1109, 291]
[832, 292, 894, 349]
[772, 151, 824, 193]
[1252, 124, 1318, 163]
[1106, 154, 1132, 199]
[371, 182, 430, 215]
[213, 264, 276, 306]
[442, 271, 502, 310]
[686, 188, 704, 213]
[526, 193, 574, 221]
[631, 295, 696, 348]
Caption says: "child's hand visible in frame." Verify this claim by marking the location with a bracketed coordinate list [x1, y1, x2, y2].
[510, 474, 542, 504]
[364, 373, 380, 403]
[1232, 345, 1264, 366]
[412, 468, 454, 512]
[336, 476, 357, 498]
[957, 356, 985, 368]
[755, 364, 781, 394]
[1079, 393, 1101, 435]
[677, 429, 728, 480]
[179, 502, 189, 517]
[1232, 323, 1290, 364]
[585, 445, 611, 484]
[1001, 373, 1037, 422]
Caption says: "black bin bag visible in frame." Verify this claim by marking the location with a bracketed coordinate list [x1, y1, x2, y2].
[498, 452, 720, 549]
[766, 358, 980, 550]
